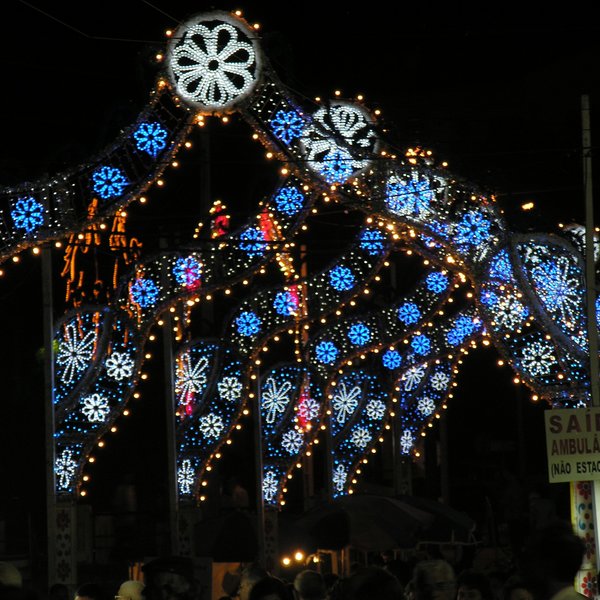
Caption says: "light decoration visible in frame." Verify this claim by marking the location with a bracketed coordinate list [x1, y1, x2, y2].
[262, 376, 293, 424]
[274, 186, 305, 216]
[385, 171, 434, 217]
[10, 196, 45, 233]
[382, 349, 402, 370]
[173, 256, 202, 289]
[130, 277, 160, 308]
[55, 448, 79, 491]
[397, 302, 421, 325]
[133, 121, 168, 157]
[56, 319, 99, 387]
[217, 376, 243, 402]
[105, 351, 135, 381]
[80, 394, 110, 423]
[92, 166, 129, 200]
[175, 351, 210, 415]
[270, 110, 306, 146]
[239, 227, 267, 257]
[359, 228, 386, 255]
[166, 11, 261, 111]
[426, 271, 449, 294]
[236, 311, 262, 336]
[315, 340, 339, 364]
[329, 265, 355, 291]
[347, 322, 371, 346]
[300, 101, 379, 183]
[177, 459, 196, 495]
[329, 368, 389, 496]
[273, 290, 299, 316]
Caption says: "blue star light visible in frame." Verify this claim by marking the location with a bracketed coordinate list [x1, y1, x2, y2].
[92, 166, 128, 200]
[130, 277, 159, 308]
[273, 291, 298, 316]
[270, 110, 305, 145]
[236, 311, 261, 336]
[382, 350, 402, 370]
[133, 121, 167, 157]
[329, 265, 355, 291]
[239, 228, 266, 257]
[274, 186, 304, 216]
[386, 177, 434, 215]
[320, 150, 353, 183]
[348, 323, 371, 346]
[426, 271, 449, 294]
[454, 210, 492, 247]
[173, 256, 202, 288]
[315, 341, 339, 364]
[360, 229, 385, 255]
[411, 334, 431, 355]
[11, 196, 45, 233]
[397, 302, 421, 325]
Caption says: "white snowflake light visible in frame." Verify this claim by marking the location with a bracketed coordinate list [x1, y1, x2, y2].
[366, 399, 386, 420]
[55, 448, 77, 490]
[56, 323, 96, 384]
[430, 371, 450, 391]
[400, 430, 415, 454]
[105, 352, 135, 381]
[217, 376, 243, 401]
[521, 340, 557, 377]
[175, 353, 209, 403]
[263, 470, 279, 502]
[350, 427, 372, 449]
[81, 393, 110, 423]
[332, 382, 361, 424]
[417, 396, 435, 416]
[494, 293, 528, 330]
[198, 413, 224, 438]
[262, 377, 292, 424]
[401, 365, 426, 391]
[332, 464, 348, 493]
[177, 459, 195, 495]
[281, 429, 304, 454]
[168, 13, 260, 111]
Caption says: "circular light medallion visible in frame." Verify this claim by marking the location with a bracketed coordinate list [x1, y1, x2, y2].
[167, 11, 262, 112]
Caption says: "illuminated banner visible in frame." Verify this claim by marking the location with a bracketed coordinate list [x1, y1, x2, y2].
[545, 407, 600, 483]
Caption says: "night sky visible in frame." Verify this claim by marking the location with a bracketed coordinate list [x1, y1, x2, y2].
[1, 1, 599, 554]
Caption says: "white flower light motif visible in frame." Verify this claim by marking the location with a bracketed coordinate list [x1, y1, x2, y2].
[298, 397, 320, 421]
[366, 399, 386, 420]
[262, 377, 292, 424]
[178, 459, 195, 495]
[55, 448, 77, 490]
[263, 470, 278, 502]
[332, 382, 361, 424]
[332, 464, 348, 493]
[401, 365, 426, 391]
[521, 340, 557, 377]
[168, 15, 259, 110]
[175, 353, 209, 404]
[281, 430, 304, 454]
[56, 323, 96, 384]
[198, 413, 224, 439]
[350, 427, 372, 449]
[400, 430, 415, 454]
[81, 393, 110, 423]
[217, 376, 243, 402]
[430, 371, 450, 391]
[417, 397, 435, 416]
[105, 352, 135, 381]
[494, 294, 527, 330]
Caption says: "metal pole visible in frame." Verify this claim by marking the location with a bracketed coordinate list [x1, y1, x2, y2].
[581, 95, 600, 577]
[42, 246, 57, 586]
[252, 375, 267, 566]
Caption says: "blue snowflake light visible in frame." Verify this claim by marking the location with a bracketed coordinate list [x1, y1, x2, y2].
[173, 256, 202, 288]
[489, 250, 512, 281]
[130, 277, 159, 308]
[270, 110, 305, 145]
[426, 271, 449, 294]
[397, 302, 421, 325]
[315, 340, 339, 364]
[360, 229, 385, 255]
[133, 121, 168, 157]
[382, 350, 402, 370]
[273, 291, 298, 316]
[320, 149, 353, 184]
[11, 196, 45, 233]
[239, 227, 266, 257]
[454, 210, 492, 247]
[385, 174, 434, 216]
[411, 334, 431, 355]
[92, 165, 128, 199]
[329, 265, 355, 291]
[348, 323, 371, 346]
[274, 186, 304, 216]
[236, 311, 261, 336]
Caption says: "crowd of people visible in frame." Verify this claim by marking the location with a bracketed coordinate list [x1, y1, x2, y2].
[0, 520, 589, 600]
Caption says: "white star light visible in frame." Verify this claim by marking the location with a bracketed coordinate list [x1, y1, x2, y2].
[262, 377, 292, 424]
[521, 340, 557, 377]
[175, 353, 209, 403]
[430, 371, 450, 391]
[56, 323, 96, 384]
[297, 397, 320, 421]
[400, 430, 415, 454]
[417, 397, 435, 416]
[332, 382, 361, 424]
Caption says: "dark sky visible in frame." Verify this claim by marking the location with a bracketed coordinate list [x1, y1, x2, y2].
[1, 1, 598, 544]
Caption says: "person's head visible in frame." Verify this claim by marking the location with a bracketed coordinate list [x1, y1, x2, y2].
[0, 563, 22, 589]
[75, 583, 107, 600]
[142, 557, 196, 600]
[412, 560, 456, 600]
[238, 564, 269, 600]
[344, 566, 403, 600]
[248, 577, 292, 600]
[456, 570, 493, 600]
[116, 581, 144, 600]
[293, 570, 326, 600]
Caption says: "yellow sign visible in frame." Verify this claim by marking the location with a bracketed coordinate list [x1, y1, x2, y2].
[545, 407, 600, 482]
